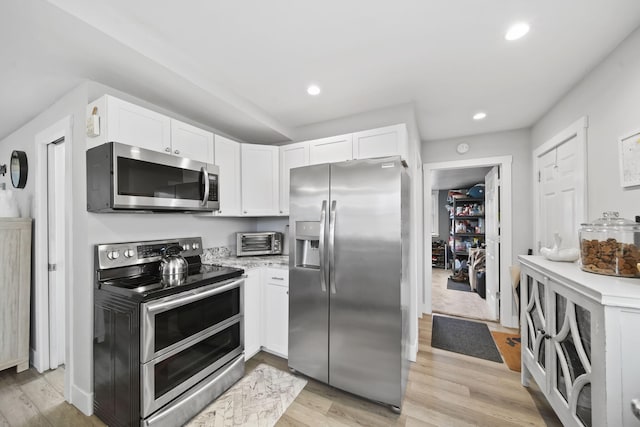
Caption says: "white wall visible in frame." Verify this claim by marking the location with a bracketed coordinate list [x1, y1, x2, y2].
[422, 128, 533, 262]
[532, 26, 640, 222]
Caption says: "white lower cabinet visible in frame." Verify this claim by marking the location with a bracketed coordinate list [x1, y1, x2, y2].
[262, 268, 289, 357]
[242, 267, 289, 360]
[519, 256, 640, 427]
[243, 268, 262, 360]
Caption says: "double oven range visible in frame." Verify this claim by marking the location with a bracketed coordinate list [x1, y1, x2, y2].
[93, 237, 245, 427]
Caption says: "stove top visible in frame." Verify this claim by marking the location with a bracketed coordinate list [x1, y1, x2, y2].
[94, 237, 244, 301]
[98, 263, 244, 301]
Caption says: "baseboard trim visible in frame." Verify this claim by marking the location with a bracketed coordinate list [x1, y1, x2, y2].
[409, 340, 418, 362]
[30, 348, 43, 373]
[71, 384, 93, 416]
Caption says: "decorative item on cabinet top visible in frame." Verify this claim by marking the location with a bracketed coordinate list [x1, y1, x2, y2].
[579, 211, 640, 278]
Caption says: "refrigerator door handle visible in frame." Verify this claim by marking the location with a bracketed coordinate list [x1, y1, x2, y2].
[319, 200, 328, 292]
[329, 200, 337, 294]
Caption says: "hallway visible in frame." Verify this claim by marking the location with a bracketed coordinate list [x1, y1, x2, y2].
[431, 267, 494, 321]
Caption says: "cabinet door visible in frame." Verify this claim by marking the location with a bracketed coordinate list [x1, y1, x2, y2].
[352, 124, 407, 161]
[308, 134, 353, 165]
[263, 281, 289, 357]
[241, 144, 279, 216]
[244, 269, 262, 360]
[105, 96, 171, 154]
[170, 119, 214, 163]
[521, 270, 550, 391]
[549, 283, 597, 427]
[279, 142, 309, 215]
[213, 135, 242, 216]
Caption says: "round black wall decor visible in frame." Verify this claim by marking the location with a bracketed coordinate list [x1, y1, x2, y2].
[10, 150, 28, 189]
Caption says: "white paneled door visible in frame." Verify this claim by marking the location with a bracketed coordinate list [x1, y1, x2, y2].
[47, 140, 66, 369]
[484, 166, 500, 321]
[537, 125, 586, 252]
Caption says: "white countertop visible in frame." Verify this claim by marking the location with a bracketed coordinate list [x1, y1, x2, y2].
[202, 255, 289, 270]
[518, 255, 640, 309]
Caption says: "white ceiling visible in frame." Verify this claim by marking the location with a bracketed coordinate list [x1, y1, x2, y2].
[2, 1, 640, 144]
[431, 168, 492, 191]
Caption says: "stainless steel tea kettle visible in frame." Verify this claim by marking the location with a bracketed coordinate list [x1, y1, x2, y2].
[159, 245, 188, 285]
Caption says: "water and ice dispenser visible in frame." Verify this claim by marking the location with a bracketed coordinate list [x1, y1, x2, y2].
[295, 221, 321, 268]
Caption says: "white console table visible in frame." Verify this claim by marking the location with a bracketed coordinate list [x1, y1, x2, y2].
[519, 256, 640, 427]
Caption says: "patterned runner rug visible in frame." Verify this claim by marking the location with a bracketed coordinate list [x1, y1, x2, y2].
[187, 364, 307, 427]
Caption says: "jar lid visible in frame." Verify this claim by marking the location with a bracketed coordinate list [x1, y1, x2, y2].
[581, 211, 640, 229]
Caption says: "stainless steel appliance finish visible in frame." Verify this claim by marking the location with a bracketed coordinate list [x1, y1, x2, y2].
[288, 156, 410, 410]
[158, 245, 188, 286]
[142, 355, 244, 427]
[86, 142, 219, 212]
[236, 231, 283, 256]
[93, 237, 245, 427]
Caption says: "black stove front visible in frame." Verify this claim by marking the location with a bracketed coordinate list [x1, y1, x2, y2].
[93, 237, 245, 427]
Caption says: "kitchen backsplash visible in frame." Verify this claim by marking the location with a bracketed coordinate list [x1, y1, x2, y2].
[201, 246, 233, 264]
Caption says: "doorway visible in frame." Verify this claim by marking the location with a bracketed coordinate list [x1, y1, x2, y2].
[423, 156, 517, 328]
[430, 167, 495, 322]
[34, 116, 72, 400]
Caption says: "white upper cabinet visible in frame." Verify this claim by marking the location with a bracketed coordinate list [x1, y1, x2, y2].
[308, 134, 353, 165]
[279, 142, 309, 215]
[102, 96, 171, 153]
[241, 144, 279, 216]
[352, 124, 408, 161]
[170, 119, 214, 164]
[86, 95, 214, 164]
[213, 135, 242, 216]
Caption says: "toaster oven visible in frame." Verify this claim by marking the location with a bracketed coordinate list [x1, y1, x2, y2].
[236, 232, 283, 257]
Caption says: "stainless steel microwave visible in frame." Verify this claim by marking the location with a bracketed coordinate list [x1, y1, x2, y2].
[86, 142, 219, 212]
[236, 232, 283, 256]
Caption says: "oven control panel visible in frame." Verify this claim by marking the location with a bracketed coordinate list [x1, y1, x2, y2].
[96, 237, 204, 269]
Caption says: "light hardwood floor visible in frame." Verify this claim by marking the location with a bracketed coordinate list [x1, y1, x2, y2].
[431, 267, 493, 321]
[0, 315, 561, 426]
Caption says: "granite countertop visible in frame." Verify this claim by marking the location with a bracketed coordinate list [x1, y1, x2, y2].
[201, 247, 288, 269]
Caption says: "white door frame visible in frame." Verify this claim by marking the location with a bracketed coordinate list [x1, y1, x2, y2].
[533, 116, 588, 254]
[34, 116, 73, 400]
[423, 155, 516, 328]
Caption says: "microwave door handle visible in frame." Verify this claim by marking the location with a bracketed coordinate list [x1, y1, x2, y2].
[329, 200, 337, 294]
[200, 167, 209, 206]
[319, 200, 327, 292]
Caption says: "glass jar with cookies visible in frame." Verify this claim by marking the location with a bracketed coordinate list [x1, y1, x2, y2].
[579, 211, 640, 277]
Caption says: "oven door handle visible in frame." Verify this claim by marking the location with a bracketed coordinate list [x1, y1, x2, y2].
[200, 167, 210, 206]
[146, 278, 242, 314]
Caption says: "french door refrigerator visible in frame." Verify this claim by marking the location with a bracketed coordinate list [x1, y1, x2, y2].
[288, 156, 410, 411]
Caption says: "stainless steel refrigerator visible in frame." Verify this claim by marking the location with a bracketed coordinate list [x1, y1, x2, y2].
[288, 156, 410, 411]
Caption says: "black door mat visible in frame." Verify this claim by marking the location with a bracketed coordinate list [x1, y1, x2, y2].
[431, 315, 503, 363]
[446, 278, 472, 292]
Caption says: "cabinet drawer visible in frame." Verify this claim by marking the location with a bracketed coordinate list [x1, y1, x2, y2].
[265, 268, 288, 287]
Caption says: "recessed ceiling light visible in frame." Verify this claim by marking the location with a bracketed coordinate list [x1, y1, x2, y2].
[473, 112, 487, 121]
[307, 84, 321, 96]
[505, 22, 530, 41]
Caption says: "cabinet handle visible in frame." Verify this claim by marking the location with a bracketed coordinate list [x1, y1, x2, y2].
[632, 399, 640, 420]
[536, 328, 551, 339]
[174, 149, 180, 154]
[244, 211, 247, 214]
[280, 210, 283, 214]
[165, 147, 171, 152]
[271, 277, 284, 281]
